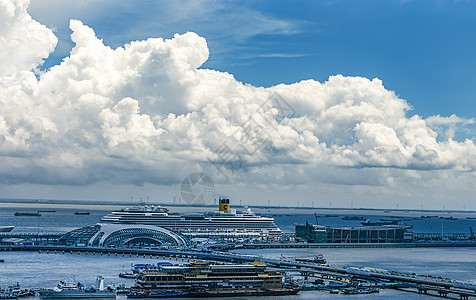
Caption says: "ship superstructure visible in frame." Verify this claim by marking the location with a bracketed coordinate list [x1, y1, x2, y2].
[129, 261, 300, 297]
[99, 198, 281, 239]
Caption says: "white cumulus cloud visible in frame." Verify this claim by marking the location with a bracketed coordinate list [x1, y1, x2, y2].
[1, 0, 476, 209]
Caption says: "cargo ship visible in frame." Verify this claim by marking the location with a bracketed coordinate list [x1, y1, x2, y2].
[14, 212, 41, 217]
[74, 211, 90, 215]
[100, 198, 281, 238]
[361, 219, 399, 226]
[342, 216, 365, 221]
[129, 261, 299, 298]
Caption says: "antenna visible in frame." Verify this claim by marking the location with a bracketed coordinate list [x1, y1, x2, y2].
[314, 213, 318, 225]
[441, 222, 444, 240]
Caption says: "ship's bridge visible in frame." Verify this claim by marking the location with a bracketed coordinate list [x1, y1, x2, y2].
[58, 223, 189, 247]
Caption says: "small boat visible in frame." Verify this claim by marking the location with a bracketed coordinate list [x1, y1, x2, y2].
[119, 271, 137, 279]
[0, 291, 17, 299]
[74, 211, 90, 215]
[38, 210, 56, 213]
[291, 254, 327, 265]
[341, 287, 379, 294]
[40, 276, 115, 299]
[439, 216, 457, 220]
[0, 226, 14, 232]
[0, 283, 34, 298]
[115, 284, 131, 294]
[14, 212, 41, 217]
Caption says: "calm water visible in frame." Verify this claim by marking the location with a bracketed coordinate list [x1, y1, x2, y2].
[273, 214, 476, 233]
[1, 204, 475, 299]
[2, 205, 475, 234]
[0, 251, 446, 299]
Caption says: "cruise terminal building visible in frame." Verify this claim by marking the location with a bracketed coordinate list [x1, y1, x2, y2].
[295, 223, 414, 244]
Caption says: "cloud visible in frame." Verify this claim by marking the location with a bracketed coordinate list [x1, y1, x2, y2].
[1, 0, 476, 201]
[0, 0, 57, 77]
[426, 114, 475, 139]
[27, 0, 306, 72]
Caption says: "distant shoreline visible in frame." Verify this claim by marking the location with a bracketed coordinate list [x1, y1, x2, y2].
[1, 198, 476, 218]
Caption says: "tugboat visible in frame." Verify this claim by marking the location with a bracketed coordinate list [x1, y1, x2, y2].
[40, 276, 116, 298]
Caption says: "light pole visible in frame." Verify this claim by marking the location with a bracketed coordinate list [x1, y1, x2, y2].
[37, 213, 40, 245]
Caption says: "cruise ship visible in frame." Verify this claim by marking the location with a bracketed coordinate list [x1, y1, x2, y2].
[100, 198, 282, 239]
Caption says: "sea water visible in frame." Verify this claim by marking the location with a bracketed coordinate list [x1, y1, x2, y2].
[1, 204, 475, 299]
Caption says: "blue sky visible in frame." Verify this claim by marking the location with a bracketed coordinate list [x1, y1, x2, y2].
[1, 0, 476, 209]
[31, 0, 476, 120]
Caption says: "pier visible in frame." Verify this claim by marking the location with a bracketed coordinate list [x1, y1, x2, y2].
[0, 232, 63, 239]
[2, 232, 475, 248]
[243, 241, 476, 248]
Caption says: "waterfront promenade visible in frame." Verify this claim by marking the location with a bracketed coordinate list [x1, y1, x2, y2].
[1, 232, 475, 248]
